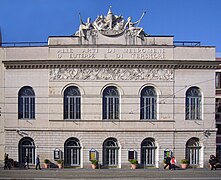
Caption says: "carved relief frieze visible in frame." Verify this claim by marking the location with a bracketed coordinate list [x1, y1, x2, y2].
[49, 68, 174, 81]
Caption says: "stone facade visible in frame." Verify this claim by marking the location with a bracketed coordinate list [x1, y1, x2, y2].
[0, 9, 218, 168]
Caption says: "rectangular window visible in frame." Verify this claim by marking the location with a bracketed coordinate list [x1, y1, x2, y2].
[19, 96, 35, 119]
[186, 97, 201, 120]
[216, 72, 221, 89]
[103, 97, 119, 120]
[217, 124, 221, 135]
[141, 97, 156, 120]
[64, 96, 81, 119]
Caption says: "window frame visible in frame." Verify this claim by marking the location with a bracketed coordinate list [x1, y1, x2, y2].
[186, 138, 201, 165]
[140, 86, 157, 120]
[216, 72, 221, 89]
[18, 86, 35, 120]
[103, 138, 119, 166]
[18, 137, 35, 165]
[185, 87, 202, 120]
[63, 86, 81, 120]
[102, 86, 119, 120]
[141, 138, 156, 166]
[64, 138, 81, 166]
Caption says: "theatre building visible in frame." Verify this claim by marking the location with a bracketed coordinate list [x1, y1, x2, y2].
[0, 9, 218, 168]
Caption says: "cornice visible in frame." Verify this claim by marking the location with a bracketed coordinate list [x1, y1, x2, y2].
[2, 60, 219, 69]
[5, 128, 217, 133]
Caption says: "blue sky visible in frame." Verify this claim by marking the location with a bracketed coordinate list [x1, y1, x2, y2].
[0, 0, 221, 54]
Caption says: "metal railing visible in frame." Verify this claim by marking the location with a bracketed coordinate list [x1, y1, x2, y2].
[0, 41, 202, 47]
[173, 41, 201, 46]
[1, 42, 48, 47]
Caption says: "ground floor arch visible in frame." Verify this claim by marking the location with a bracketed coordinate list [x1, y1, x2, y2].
[64, 137, 81, 167]
[103, 137, 119, 167]
[18, 137, 35, 165]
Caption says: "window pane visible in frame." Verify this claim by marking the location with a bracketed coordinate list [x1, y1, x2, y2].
[64, 138, 81, 166]
[140, 87, 156, 120]
[103, 138, 118, 166]
[18, 87, 35, 119]
[141, 138, 156, 166]
[186, 87, 201, 120]
[19, 137, 35, 164]
[103, 87, 119, 120]
[64, 86, 81, 120]
[186, 138, 200, 165]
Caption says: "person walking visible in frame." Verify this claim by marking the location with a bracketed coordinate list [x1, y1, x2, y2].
[170, 156, 176, 170]
[24, 155, 29, 169]
[209, 155, 218, 170]
[4, 153, 9, 170]
[164, 156, 171, 170]
[35, 155, 41, 170]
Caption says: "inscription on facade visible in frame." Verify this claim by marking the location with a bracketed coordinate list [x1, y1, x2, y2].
[55, 48, 166, 60]
[50, 68, 174, 81]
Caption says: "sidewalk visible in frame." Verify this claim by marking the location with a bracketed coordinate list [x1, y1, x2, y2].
[1, 167, 221, 180]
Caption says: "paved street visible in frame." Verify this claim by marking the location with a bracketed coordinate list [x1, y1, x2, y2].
[0, 168, 221, 180]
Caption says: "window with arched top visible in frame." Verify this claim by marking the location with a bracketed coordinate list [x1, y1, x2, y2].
[18, 86, 35, 119]
[103, 138, 119, 166]
[141, 138, 156, 166]
[18, 137, 35, 165]
[102, 86, 119, 120]
[64, 86, 81, 120]
[186, 137, 201, 165]
[64, 137, 81, 166]
[185, 87, 202, 120]
[140, 86, 157, 120]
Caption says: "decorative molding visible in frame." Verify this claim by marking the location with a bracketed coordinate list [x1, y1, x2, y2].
[3, 60, 218, 70]
[49, 68, 174, 81]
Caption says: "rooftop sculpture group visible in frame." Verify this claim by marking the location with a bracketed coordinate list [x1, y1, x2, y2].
[76, 7, 146, 40]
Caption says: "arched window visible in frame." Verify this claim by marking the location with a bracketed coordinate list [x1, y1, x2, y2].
[103, 138, 119, 166]
[64, 86, 81, 119]
[18, 137, 35, 165]
[103, 86, 119, 120]
[140, 87, 157, 120]
[186, 87, 202, 120]
[186, 137, 201, 165]
[64, 138, 81, 166]
[18, 86, 35, 119]
[141, 138, 156, 166]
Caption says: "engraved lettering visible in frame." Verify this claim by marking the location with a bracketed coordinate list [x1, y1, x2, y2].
[116, 54, 123, 59]
[82, 48, 98, 53]
[57, 53, 62, 58]
[107, 48, 115, 53]
[54, 48, 166, 60]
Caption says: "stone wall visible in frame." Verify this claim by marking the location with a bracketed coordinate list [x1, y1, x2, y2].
[5, 130, 216, 168]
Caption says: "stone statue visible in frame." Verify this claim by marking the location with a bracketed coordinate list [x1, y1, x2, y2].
[75, 9, 146, 39]
[78, 14, 93, 38]
[124, 12, 146, 38]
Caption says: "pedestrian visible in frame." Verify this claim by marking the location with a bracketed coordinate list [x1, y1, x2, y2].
[209, 155, 218, 170]
[164, 156, 171, 170]
[35, 155, 41, 170]
[4, 153, 8, 170]
[170, 156, 176, 170]
[4, 153, 11, 170]
[24, 155, 29, 169]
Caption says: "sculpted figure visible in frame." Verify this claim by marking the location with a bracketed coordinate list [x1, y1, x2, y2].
[78, 16, 93, 38]
[124, 12, 146, 38]
[76, 10, 146, 38]
[125, 17, 143, 37]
